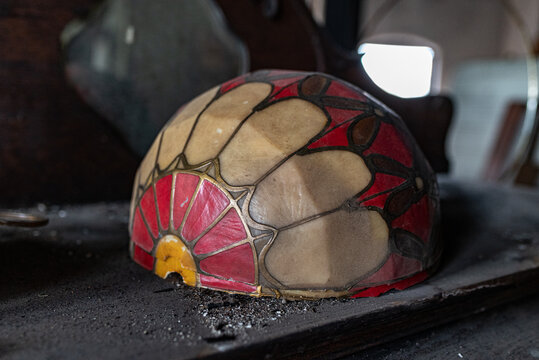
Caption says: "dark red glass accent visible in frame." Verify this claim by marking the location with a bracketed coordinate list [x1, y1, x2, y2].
[363, 122, 413, 167]
[352, 270, 427, 298]
[360, 192, 391, 209]
[325, 106, 364, 127]
[358, 172, 407, 209]
[270, 76, 303, 95]
[391, 195, 432, 243]
[358, 173, 407, 204]
[221, 77, 246, 93]
[325, 80, 368, 101]
[270, 83, 299, 101]
[307, 121, 353, 149]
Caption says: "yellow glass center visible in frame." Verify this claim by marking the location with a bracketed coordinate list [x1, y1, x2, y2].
[154, 234, 197, 287]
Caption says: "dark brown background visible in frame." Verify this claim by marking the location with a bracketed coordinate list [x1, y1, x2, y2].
[0, 0, 139, 207]
[0, 0, 452, 207]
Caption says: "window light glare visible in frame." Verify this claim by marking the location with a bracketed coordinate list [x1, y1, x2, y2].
[358, 43, 434, 98]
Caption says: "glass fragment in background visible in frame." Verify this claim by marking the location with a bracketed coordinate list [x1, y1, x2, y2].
[62, 0, 248, 156]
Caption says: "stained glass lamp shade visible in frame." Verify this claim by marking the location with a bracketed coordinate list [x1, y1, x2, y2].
[129, 70, 441, 299]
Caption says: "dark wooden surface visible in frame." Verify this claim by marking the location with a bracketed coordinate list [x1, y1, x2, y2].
[1, 179, 538, 359]
[348, 292, 539, 360]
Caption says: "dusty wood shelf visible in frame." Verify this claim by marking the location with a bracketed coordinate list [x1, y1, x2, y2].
[1, 179, 538, 359]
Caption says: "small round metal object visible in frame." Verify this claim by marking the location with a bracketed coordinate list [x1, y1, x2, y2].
[0, 211, 49, 228]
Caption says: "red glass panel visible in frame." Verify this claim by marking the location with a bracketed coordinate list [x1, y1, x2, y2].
[199, 243, 255, 283]
[325, 80, 367, 101]
[140, 187, 158, 238]
[270, 83, 299, 101]
[181, 180, 229, 241]
[326, 106, 364, 127]
[363, 122, 413, 167]
[358, 173, 407, 208]
[193, 208, 247, 255]
[199, 274, 257, 293]
[133, 244, 154, 270]
[269, 76, 303, 95]
[172, 173, 200, 230]
[132, 209, 154, 252]
[360, 192, 391, 209]
[307, 122, 353, 149]
[155, 175, 173, 230]
[221, 77, 245, 93]
[352, 271, 427, 298]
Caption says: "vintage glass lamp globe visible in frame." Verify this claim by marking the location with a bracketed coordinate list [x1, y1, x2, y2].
[128, 70, 441, 299]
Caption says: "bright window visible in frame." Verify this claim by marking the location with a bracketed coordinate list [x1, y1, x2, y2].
[358, 43, 435, 98]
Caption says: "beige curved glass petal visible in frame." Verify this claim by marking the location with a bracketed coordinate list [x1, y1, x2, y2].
[265, 210, 388, 288]
[184, 83, 271, 165]
[137, 87, 217, 187]
[219, 99, 326, 186]
[250, 150, 371, 228]
[128, 169, 141, 232]
[137, 133, 161, 189]
[156, 86, 219, 170]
